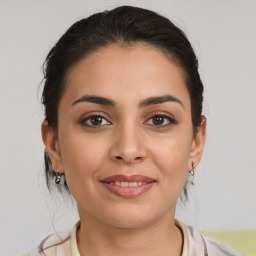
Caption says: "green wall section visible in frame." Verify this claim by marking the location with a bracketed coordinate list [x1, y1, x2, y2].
[201, 230, 256, 256]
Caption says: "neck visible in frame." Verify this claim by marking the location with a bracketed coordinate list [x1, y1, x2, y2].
[76, 208, 183, 256]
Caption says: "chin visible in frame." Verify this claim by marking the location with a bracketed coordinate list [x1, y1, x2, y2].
[98, 204, 160, 229]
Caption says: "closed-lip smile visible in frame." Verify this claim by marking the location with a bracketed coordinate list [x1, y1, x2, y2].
[100, 175, 156, 198]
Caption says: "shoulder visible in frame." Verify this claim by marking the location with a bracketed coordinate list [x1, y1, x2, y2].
[21, 232, 71, 256]
[42, 236, 71, 256]
[177, 221, 245, 256]
[20, 221, 80, 256]
[203, 235, 245, 256]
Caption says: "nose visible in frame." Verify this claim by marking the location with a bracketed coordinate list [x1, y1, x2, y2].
[109, 123, 147, 165]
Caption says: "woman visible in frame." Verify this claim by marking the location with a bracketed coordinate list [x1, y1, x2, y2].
[24, 5, 243, 256]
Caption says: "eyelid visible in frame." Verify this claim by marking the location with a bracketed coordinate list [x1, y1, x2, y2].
[145, 111, 175, 120]
[80, 111, 112, 120]
[79, 111, 113, 127]
[144, 111, 178, 126]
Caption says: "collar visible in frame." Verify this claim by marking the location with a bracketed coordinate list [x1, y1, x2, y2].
[70, 220, 188, 256]
[71, 221, 80, 256]
[175, 219, 189, 256]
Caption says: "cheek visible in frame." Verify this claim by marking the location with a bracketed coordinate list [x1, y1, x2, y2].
[152, 146, 189, 203]
[59, 131, 108, 189]
[149, 130, 192, 186]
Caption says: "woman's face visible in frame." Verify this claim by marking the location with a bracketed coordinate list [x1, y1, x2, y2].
[43, 44, 205, 228]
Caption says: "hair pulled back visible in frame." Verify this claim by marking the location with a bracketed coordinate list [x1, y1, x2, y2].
[42, 5, 204, 196]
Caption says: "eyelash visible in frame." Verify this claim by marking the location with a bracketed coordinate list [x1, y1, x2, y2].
[79, 111, 177, 129]
[79, 112, 112, 128]
[145, 111, 178, 128]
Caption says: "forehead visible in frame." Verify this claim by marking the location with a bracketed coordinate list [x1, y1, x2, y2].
[63, 44, 190, 108]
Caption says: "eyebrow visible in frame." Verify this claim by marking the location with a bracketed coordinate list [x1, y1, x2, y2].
[139, 95, 184, 108]
[72, 94, 184, 108]
[72, 95, 116, 107]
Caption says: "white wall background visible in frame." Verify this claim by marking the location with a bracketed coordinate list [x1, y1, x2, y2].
[0, 0, 255, 255]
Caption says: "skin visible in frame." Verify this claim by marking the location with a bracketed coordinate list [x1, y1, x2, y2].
[42, 44, 206, 256]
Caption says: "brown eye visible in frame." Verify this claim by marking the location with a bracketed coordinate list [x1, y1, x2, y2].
[91, 116, 103, 125]
[146, 114, 177, 127]
[80, 115, 111, 127]
[152, 116, 164, 125]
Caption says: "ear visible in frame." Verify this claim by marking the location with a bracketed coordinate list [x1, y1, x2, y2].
[189, 117, 207, 170]
[41, 120, 64, 173]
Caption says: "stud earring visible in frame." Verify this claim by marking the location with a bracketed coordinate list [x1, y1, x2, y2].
[190, 161, 196, 185]
[55, 169, 61, 184]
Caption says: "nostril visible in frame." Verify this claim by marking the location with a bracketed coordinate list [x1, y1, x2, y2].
[113, 155, 144, 163]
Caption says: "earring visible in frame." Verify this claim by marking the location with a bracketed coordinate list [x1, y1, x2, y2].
[190, 161, 196, 185]
[55, 169, 61, 184]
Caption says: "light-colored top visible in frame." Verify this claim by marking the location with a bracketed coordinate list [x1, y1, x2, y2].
[23, 220, 244, 256]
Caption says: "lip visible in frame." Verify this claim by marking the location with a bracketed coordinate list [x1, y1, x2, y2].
[101, 175, 155, 183]
[101, 175, 156, 198]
